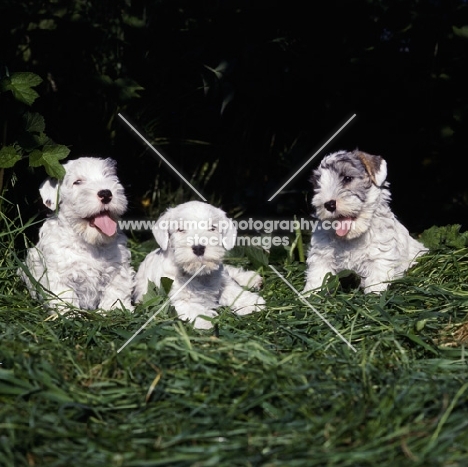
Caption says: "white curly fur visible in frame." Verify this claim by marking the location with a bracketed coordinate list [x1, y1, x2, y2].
[20, 157, 134, 312]
[134, 200, 265, 329]
[304, 150, 428, 294]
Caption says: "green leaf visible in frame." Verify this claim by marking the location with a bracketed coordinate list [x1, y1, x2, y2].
[29, 145, 70, 179]
[23, 112, 46, 134]
[161, 276, 174, 296]
[5, 72, 43, 106]
[420, 224, 468, 250]
[17, 112, 49, 151]
[18, 130, 50, 152]
[452, 25, 468, 39]
[0, 146, 22, 168]
[140, 280, 167, 307]
[115, 78, 145, 101]
[122, 13, 146, 28]
[244, 245, 269, 269]
[96, 74, 114, 87]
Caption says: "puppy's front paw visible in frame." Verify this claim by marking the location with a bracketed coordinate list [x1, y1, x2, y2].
[175, 302, 218, 329]
[233, 294, 266, 316]
[192, 309, 218, 329]
[225, 265, 263, 290]
[247, 272, 263, 290]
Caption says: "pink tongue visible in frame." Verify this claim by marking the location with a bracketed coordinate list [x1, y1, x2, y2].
[335, 217, 353, 237]
[92, 213, 117, 236]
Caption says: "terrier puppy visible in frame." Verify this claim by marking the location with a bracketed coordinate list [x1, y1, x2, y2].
[303, 150, 427, 294]
[20, 157, 134, 311]
[133, 200, 265, 329]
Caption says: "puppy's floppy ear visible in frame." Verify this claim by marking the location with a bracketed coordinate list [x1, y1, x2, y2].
[152, 209, 171, 251]
[219, 214, 237, 250]
[39, 178, 60, 211]
[356, 151, 387, 187]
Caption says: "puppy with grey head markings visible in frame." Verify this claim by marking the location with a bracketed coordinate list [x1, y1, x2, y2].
[303, 150, 428, 294]
[133, 200, 265, 329]
[19, 157, 135, 312]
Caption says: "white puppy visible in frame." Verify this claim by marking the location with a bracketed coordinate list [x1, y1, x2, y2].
[304, 150, 428, 294]
[20, 157, 134, 311]
[133, 200, 265, 329]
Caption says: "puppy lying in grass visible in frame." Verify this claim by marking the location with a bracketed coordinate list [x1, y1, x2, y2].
[133, 200, 265, 329]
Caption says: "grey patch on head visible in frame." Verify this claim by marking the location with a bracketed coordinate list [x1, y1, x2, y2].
[323, 155, 371, 185]
[323, 154, 360, 171]
[322, 150, 384, 187]
[321, 154, 372, 205]
[310, 150, 389, 213]
[354, 151, 384, 186]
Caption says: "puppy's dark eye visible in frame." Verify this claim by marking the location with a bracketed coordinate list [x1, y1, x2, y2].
[209, 225, 217, 232]
[73, 180, 82, 186]
[177, 228, 185, 233]
[343, 176, 353, 184]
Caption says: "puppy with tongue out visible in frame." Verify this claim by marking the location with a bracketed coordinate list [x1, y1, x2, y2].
[303, 150, 427, 294]
[89, 205, 118, 238]
[21, 157, 135, 312]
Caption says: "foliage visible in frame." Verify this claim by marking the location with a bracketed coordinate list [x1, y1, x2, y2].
[0, 70, 70, 196]
[1, 0, 467, 228]
[0, 0, 144, 216]
[1, 72, 42, 106]
[1, 218, 468, 465]
[2, 1, 468, 462]
[420, 224, 468, 250]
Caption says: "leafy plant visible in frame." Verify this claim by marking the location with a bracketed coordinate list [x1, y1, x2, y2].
[0, 69, 70, 197]
[419, 224, 468, 250]
[1, 223, 468, 466]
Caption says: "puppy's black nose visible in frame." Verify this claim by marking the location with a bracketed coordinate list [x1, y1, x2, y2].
[324, 200, 336, 212]
[98, 189, 113, 204]
[192, 245, 205, 256]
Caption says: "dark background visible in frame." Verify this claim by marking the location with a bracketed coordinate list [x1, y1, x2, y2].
[2, 0, 468, 238]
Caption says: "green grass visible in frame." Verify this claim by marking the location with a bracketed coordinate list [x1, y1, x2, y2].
[1, 208, 468, 467]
